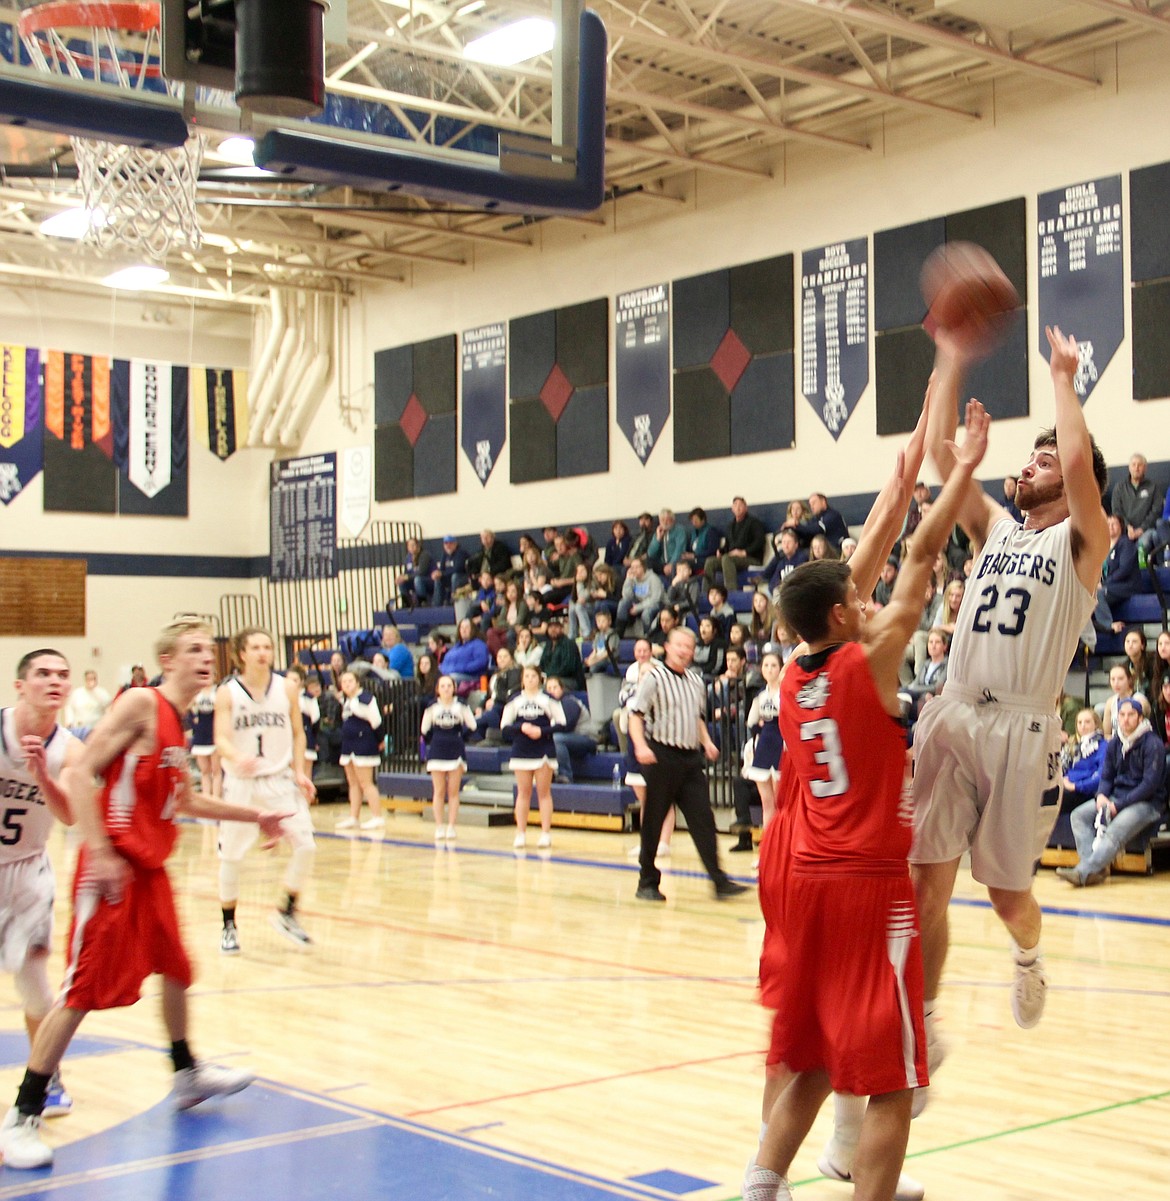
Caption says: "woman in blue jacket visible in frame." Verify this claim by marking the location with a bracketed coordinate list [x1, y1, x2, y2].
[1061, 708, 1106, 803]
[442, 617, 492, 685]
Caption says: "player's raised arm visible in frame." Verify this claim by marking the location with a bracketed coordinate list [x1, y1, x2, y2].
[1046, 325, 1110, 591]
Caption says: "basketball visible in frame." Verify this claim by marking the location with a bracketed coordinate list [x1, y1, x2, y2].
[920, 241, 1018, 354]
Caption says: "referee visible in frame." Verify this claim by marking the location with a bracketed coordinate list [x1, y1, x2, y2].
[629, 627, 748, 902]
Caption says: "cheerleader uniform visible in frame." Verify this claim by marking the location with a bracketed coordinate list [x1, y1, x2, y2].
[743, 685, 782, 783]
[189, 687, 217, 755]
[300, 691, 321, 763]
[340, 690, 383, 767]
[618, 669, 645, 787]
[501, 690, 566, 770]
[421, 699, 476, 771]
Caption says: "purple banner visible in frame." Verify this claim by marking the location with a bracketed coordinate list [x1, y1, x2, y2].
[0, 346, 42, 505]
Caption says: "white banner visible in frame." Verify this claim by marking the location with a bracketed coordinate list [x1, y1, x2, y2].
[340, 445, 371, 537]
[129, 359, 172, 498]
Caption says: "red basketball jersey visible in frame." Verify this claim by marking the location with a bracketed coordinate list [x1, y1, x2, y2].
[100, 689, 186, 870]
[779, 641, 909, 869]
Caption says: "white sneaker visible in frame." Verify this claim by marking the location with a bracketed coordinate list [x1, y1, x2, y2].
[513, 833, 526, 849]
[270, 909, 312, 947]
[220, 921, 241, 956]
[360, 816, 386, 830]
[656, 842, 671, 858]
[537, 832, 552, 849]
[335, 817, 357, 830]
[171, 1063, 254, 1111]
[817, 1139, 925, 1201]
[1011, 952, 1047, 1029]
[0, 1107, 52, 1168]
[742, 1165, 794, 1201]
[435, 826, 447, 841]
[445, 825, 457, 841]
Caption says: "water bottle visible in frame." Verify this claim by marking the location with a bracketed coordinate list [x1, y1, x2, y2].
[1138, 545, 1148, 570]
[612, 763, 622, 790]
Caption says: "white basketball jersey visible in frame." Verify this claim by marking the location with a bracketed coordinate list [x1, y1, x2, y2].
[947, 516, 1095, 707]
[0, 709, 75, 862]
[223, 673, 293, 776]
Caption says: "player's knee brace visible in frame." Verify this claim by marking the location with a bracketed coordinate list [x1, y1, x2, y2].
[15, 954, 54, 1020]
[285, 844, 316, 893]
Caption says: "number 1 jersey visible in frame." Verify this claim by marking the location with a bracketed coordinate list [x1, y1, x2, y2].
[221, 673, 293, 777]
[779, 641, 909, 870]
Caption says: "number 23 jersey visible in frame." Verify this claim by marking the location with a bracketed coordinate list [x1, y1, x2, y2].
[779, 641, 908, 869]
[948, 516, 1094, 706]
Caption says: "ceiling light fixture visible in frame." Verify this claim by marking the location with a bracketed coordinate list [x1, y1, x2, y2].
[40, 206, 105, 239]
[216, 136, 256, 165]
[456, 1, 486, 16]
[464, 17, 555, 66]
[101, 264, 170, 291]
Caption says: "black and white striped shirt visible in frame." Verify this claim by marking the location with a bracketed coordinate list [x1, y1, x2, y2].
[631, 661, 708, 749]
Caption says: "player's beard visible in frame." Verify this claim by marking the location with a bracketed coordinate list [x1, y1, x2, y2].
[1016, 478, 1062, 510]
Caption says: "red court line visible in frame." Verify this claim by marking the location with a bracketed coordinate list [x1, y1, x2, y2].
[404, 1047, 763, 1117]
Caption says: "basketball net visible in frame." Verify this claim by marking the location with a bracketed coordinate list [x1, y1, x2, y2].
[21, 4, 204, 260]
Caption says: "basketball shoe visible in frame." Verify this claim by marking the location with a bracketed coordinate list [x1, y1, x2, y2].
[271, 909, 312, 947]
[172, 1064, 254, 1111]
[41, 1071, 72, 1118]
[1011, 947, 1047, 1029]
[220, 921, 241, 955]
[817, 1139, 925, 1201]
[0, 1107, 51, 1169]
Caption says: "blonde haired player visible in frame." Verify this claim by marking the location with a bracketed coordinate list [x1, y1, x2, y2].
[214, 628, 316, 953]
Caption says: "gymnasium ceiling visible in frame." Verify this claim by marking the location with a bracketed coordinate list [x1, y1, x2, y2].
[0, 0, 1167, 309]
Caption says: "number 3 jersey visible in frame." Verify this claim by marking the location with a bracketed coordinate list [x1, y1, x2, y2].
[221, 672, 293, 777]
[949, 516, 1095, 708]
[779, 641, 909, 869]
[0, 708, 76, 864]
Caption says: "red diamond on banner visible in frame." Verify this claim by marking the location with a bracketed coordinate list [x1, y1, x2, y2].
[540, 362, 574, 422]
[710, 328, 751, 393]
[400, 393, 427, 446]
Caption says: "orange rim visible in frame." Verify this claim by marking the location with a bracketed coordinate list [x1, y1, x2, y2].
[18, 2, 161, 37]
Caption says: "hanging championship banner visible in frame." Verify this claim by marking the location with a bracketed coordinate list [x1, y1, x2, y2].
[340, 445, 371, 537]
[111, 359, 189, 516]
[801, 238, 869, 440]
[1037, 175, 1123, 403]
[615, 283, 669, 464]
[0, 345, 42, 505]
[42, 350, 116, 513]
[461, 323, 506, 485]
[191, 366, 250, 459]
[270, 452, 337, 581]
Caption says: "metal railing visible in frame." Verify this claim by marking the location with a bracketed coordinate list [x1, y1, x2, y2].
[705, 677, 750, 810]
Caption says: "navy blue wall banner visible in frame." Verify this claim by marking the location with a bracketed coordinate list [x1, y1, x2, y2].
[461, 323, 506, 485]
[270, 452, 337, 582]
[0, 346, 41, 506]
[1037, 175, 1123, 403]
[615, 283, 669, 464]
[801, 238, 869, 439]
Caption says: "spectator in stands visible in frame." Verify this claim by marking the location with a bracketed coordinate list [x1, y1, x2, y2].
[116, 664, 148, 697]
[1123, 628, 1151, 695]
[521, 546, 548, 596]
[1060, 709, 1107, 806]
[584, 607, 620, 676]
[1003, 475, 1023, 523]
[327, 651, 347, 697]
[368, 652, 394, 682]
[693, 616, 726, 681]
[764, 529, 807, 596]
[909, 578, 964, 681]
[1150, 630, 1170, 707]
[567, 562, 593, 641]
[426, 632, 449, 667]
[625, 512, 655, 567]
[63, 669, 110, 729]
[1057, 697, 1168, 887]
[1058, 689, 1081, 743]
[517, 533, 539, 563]
[396, 537, 433, 609]
[770, 614, 799, 663]
[414, 653, 439, 700]
[1151, 675, 1170, 765]
[431, 535, 469, 605]
[546, 534, 582, 605]
[898, 627, 949, 723]
[466, 529, 512, 580]
[808, 533, 838, 562]
[794, 491, 849, 551]
[603, 520, 632, 570]
[665, 559, 700, 620]
[512, 625, 542, 670]
[647, 508, 687, 578]
[540, 614, 584, 690]
[749, 591, 778, 660]
[707, 584, 736, 639]
[1151, 489, 1170, 565]
[473, 646, 522, 742]
[945, 522, 972, 574]
[708, 644, 747, 726]
[1100, 661, 1149, 739]
[421, 675, 476, 842]
[525, 589, 552, 638]
[616, 557, 664, 636]
[471, 569, 497, 630]
[705, 496, 767, 592]
[872, 557, 899, 609]
[783, 498, 811, 531]
[443, 618, 491, 686]
[541, 526, 559, 559]
[545, 676, 595, 783]
[649, 606, 679, 659]
[501, 664, 565, 850]
[1113, 452, 1164, 552]
[310, 672, 342, 765]
[684, 507, 722, 572]
[377, 626, 413, 680]
[1095, 514, 1142, 633]
[726, 620, 750, 667]
[840, 537, 858, 562]
[587, 562, 619, 620]
[487, 578, 528, 658]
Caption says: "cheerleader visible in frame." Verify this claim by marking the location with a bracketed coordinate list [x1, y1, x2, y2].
[189, 684, 220, 798]
[337, 670, 386, 831]
[421, 675, 476, 842]
[743, 648, 783, 827]
[500, 665, 565, 849]
[619, 644, 675, 858]
[286, 665, 321, 769]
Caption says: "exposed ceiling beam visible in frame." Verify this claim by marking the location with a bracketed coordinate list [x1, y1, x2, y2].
[1076, 0, 1170, 33]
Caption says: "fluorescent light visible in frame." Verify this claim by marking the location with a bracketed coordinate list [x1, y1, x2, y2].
[40, 206, 105, 239]
[464, 17, 555, 66]
[457, 1, 486, 15]
[216, 136, 256, 165]
[102, 265, 170, 290]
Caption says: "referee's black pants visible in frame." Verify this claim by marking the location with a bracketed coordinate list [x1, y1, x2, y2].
[639, 742, 731, 891]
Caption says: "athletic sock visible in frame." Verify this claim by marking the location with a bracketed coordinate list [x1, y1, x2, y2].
[221, 907, 236, 927]
[743, 1166, 784, 1201]
[15, 1069, 51, 1117]
[282, 893, 296, 917]
[170, 1040, 195, 1073]
[831, 1091, 865, 1149]
[1013, 940, 1040, 967]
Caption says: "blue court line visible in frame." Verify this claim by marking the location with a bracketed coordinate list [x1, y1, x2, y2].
[949, 893, 1170, 928]
[457, 1121, 505, 1134]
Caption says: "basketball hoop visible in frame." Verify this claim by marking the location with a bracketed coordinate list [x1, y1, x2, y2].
[19, 2, 203, 260]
